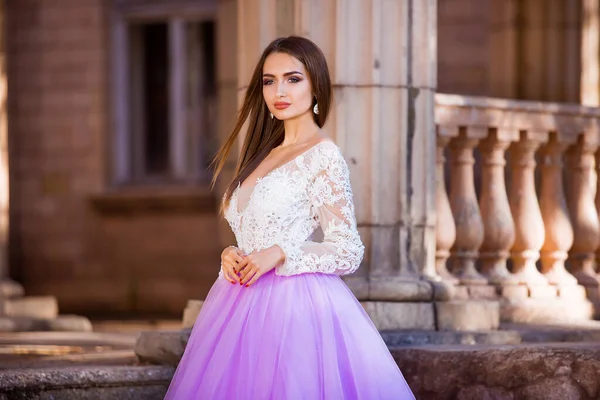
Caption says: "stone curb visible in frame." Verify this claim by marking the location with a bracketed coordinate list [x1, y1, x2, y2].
[0, 365, 174, 392]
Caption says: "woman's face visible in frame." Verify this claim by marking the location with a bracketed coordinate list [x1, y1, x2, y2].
[262, 52, 313, 121]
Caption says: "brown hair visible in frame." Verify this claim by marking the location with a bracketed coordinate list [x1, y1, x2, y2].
[211, 36, 333, 211]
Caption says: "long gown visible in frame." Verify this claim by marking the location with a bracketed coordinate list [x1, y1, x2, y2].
[164, 141, 416, 399]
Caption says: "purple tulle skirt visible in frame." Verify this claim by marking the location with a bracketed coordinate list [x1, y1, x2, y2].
[164, 269, 415, 399]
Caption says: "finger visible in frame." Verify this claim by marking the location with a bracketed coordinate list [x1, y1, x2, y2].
[237, 257, 250, 274]
[223, 265, 241, 283]
[245, 270, 262, 287]
[240, 268, 257, 285]
[233, 254, 245, 264]
[222, 268, 236, 284]
[236, 248, 247, 258]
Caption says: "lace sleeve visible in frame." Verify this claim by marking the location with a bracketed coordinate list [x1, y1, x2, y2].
[275, 145, 365, 276]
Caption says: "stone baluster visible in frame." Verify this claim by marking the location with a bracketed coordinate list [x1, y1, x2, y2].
[539, 134, 578, 286]
[508, 131, 550, 287]
[448, 130, 487, 285]
[435, 134, 458, 284]
[565, 136, 600, 287]
[478, 129, 518, 285]
[595, 147, 600, 269]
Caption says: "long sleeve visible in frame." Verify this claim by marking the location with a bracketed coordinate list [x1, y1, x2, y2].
[275, 146, 365, 276]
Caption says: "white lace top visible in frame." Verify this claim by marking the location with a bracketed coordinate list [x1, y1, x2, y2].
[221, 140, 364, 277]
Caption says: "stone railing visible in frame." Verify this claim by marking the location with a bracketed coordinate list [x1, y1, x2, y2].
[435, 94, 600, 321]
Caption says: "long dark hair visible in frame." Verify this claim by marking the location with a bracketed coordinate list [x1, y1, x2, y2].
[211, 36, 333, 210]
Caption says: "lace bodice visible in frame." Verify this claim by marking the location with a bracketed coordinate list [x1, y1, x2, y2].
[221, 140, 364, 277]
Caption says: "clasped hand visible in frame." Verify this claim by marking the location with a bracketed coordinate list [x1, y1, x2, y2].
[220, 245, 284, 287]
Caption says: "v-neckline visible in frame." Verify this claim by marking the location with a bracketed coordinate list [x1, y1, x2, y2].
[234, 140, 330, 215]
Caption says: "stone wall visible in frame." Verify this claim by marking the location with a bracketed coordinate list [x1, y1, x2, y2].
[438, 0, 584, 103]
[6, 0, 223, 315]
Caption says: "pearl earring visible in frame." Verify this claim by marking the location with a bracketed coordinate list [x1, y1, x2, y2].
[313, 103, 319, 115]
[270, 112, 274, 119]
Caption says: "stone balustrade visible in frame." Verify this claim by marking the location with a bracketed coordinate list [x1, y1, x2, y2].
[435, 94, 600, 321]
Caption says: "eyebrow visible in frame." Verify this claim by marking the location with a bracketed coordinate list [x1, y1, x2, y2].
[262, 71, 304, 78]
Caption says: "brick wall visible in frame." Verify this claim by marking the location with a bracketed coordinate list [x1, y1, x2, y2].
[6, 0, 223, 316]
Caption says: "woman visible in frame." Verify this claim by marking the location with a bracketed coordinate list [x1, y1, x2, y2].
[165, 36, 415, 399]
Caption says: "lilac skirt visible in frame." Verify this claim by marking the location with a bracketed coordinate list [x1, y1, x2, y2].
[164, 269, 415, 399]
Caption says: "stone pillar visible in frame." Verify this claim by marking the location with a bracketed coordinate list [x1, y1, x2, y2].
[0, 0, 21, 298]
[448, 131, 487, 285]
[565, 136, 600, 287]
[581, 0, 600, 106]
[478, 130, 517, 285]
[508, 132, 553, 294]
[435, 135, 457, 284]
[298, 0, 480, 330]
[539, 134, 578, 287]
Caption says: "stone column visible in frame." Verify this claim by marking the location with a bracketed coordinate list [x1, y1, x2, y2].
[539, 135, 578, 287]
[297, 0, 478, 331]
[565, 136, 600, 287]
[478, 130, 518, 285]
[448, 131, 487, 286]
[581, 0, 600, 106]
[0, 0, 22, 298]
[508, 132, 554, 296]
[435, 135, 457, 284]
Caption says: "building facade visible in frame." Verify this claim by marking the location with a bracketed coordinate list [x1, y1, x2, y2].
[2, 0, 600, 320]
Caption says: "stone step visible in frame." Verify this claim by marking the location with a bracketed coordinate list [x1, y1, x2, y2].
[5, 342, 600, 399]
[0, 296, 58, 319]
[0, 365, 173, 399]
[0, 279, 25, 298]
[392, 343, 600, 399]
[0, 315, 92, 332]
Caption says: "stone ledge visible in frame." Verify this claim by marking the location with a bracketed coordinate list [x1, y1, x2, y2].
[0, 315, 93, 332]
[134, 328, 521, 367]
[393, 343, 600, 399]
[135, 329, 191, 366]
[0, 296, 58, 319]
[381, 330, 520, 347]
[0, 365, 174, 399]
[500, 298, 595, 323]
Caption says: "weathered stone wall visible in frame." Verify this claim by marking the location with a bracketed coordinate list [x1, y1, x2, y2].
[5, 1, 224, 315]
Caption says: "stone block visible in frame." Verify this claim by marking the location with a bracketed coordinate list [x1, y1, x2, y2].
[381, 329, 521, 346]
[48, 315, 93, 332]
[368, 277, 433, 301]
[391, 343, 600, 400]
[467, 285, 497, 299]
[435, 301, 500, 331]
[0, 279, 25, 298]
[498, 285, 529, 300]
[528, 285, 558, 299]
[0, 296, 58, 319]
[182, 300, 204, 329]
[342, 276, 369, 300]
[0, 315, 92, 332]
[361, 301, 435, 330]
[135, 329, 191, 366]
[500, 298, 594, 323]
[0, 365, 173, 399]
[556, 285, 587, 300]
[453, 285, 470, 300]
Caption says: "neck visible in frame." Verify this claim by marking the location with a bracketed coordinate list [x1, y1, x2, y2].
[280, 112, 319, 147]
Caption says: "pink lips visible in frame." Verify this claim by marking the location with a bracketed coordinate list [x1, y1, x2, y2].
[274, 102, 291, 110]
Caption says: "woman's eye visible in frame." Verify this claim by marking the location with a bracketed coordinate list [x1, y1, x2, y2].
[289, 77, 300, 83]
[262, 79, 274, 85]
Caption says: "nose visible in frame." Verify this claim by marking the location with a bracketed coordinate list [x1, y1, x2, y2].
[276, 81, 286, 98]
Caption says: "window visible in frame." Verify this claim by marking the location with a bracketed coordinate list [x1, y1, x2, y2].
[112, 1, 218, 186]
